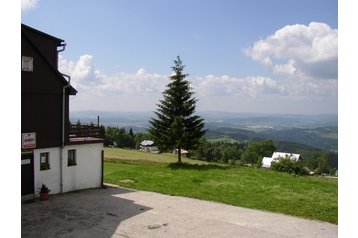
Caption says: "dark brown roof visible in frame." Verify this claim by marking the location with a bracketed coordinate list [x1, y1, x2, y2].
[21, 23, 64, 44]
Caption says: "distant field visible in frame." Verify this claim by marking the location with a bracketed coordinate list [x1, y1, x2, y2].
[105, 147, 211, 165]
[104, 148, 338, 224]
[207, 137, 241, 143]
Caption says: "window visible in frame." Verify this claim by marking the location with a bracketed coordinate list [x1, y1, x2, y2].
[68, 149, 77, 166]
[40, 152, 50, 170]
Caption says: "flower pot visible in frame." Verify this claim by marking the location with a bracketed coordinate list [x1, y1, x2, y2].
[39, 192, 49, 201]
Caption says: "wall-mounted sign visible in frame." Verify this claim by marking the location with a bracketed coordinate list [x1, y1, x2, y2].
[22, 133, 36, 149]
[22, 56, 33, 72]
[21, 159, 31, 165]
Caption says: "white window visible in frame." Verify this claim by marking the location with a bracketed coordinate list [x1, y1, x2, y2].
[68, 149, 77, 166]
[40, 152, 50, 170]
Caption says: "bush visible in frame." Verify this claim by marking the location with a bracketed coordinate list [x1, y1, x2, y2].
[271, 159, 308, 176]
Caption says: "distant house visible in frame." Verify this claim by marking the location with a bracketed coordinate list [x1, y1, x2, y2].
[173, 149, 190, 158]
[262, 152, 302, 168]
[140, 140, 158, 152]
[21, 24, 103, 201]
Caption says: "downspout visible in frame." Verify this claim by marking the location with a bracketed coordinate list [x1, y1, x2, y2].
[61, 73, 71, 193]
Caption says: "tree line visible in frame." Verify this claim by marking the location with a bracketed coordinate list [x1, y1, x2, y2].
[193, 138, 334, 175]
[100, 125, 334, 176]
[99, 125, 150, 149]
[193, 139, 275, 166]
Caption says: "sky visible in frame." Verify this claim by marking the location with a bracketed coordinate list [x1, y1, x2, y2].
[21, 0, 338, 114]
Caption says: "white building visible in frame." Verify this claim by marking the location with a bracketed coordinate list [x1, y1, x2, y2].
[21, 24, 104, 201]
[262, 152, 302, 168]
[140, 140, 158, 152]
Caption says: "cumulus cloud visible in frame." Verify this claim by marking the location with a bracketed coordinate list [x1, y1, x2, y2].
[21, 0, 39, 12]
[58, 54, 168, 97]
[59, 54, 290, 105]
[58, 54, 337, 112]
[59, 54, 95, 87]
[244, 22, 338, 80]
[192, 75, 287, 98]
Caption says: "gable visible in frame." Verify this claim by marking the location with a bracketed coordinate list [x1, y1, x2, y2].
[22, 24, 64, 67]
[21, 25, 77, 95]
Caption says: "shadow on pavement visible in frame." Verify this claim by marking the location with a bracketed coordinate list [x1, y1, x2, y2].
[21, 186, 151, 237]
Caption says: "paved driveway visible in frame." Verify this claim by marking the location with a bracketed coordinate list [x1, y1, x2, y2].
[22, 185, 337, 238]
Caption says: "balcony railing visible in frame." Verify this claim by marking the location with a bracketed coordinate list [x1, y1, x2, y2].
[67, 122, 103, 144]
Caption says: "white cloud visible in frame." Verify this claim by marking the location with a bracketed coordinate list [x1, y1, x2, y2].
[193, 75, 286, 98]
[59, 54, 168, 99]
[21, 0, 39, 12]
[59, 54, 95, 87]
[59, 54, 337, 113]
[273, 60, 296, 75]
[244, 22, 338, 80]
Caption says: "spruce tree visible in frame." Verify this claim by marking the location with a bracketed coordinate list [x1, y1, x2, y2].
[148, 56, 205, 163]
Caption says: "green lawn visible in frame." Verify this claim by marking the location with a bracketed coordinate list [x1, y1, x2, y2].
[104, 148, 338, 224]
[105, 147, 211, 165]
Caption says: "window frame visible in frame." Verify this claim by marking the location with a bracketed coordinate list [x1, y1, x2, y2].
[67, 149, 77, 166]
[40, 152, 50, 170]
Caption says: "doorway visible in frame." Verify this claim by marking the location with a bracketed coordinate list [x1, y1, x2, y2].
[21, 151, 34, 196]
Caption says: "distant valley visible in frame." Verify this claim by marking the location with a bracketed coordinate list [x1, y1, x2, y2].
[70, 110, 338, 152]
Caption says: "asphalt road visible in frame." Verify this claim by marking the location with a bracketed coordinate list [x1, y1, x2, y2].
[21, 185, 337, 238]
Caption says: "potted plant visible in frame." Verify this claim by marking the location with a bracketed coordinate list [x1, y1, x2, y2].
[38, 184, 51, 201]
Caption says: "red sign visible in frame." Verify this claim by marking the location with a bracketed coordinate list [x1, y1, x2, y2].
[22, 133, 36, 149]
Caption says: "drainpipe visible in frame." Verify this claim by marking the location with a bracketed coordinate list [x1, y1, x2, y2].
[61, 73, 71, 193]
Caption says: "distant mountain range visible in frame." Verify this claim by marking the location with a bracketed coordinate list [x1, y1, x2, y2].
[71, 110, 337, 130]
[200, 111, 337, 129]
[70, 110, 338, 151]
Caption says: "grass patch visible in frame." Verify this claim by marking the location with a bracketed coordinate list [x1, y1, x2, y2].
[105, 147, 211, 165]
[104, 148, 337, 224]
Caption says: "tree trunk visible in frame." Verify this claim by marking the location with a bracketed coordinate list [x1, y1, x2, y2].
[178, 147, 182, 163]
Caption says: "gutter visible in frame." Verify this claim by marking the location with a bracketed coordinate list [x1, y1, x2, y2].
[60, 73, 71, 193]
[57, 42, 66, 53]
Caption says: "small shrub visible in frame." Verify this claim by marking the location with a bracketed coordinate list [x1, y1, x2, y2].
[38, 184, 51, 193]
[271, 159, 308, 176]
[228, 159, 236, 165]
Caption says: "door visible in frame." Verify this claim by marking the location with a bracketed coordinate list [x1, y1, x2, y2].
[21, 152, 34, 195]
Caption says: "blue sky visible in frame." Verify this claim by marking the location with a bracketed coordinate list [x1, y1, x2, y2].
[21, 0, 338, 114]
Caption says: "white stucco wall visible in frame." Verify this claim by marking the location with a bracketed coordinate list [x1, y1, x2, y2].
[262, 157, 273, 168]
[33, 147, 62, 195]
[33, 143, 103, 196]
[62, 143, 103, 193]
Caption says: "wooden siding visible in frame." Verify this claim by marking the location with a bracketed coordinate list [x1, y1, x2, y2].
[21, 24, 63, 68]
[21, 24, 73, 149]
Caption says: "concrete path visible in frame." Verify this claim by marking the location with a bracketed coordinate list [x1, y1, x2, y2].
[22, 185, 337, 238]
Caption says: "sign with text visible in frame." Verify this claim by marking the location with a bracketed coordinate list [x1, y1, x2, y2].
[22, 56, 33, 72]
[22, 133, 36, 149]
[21, 159, 31, 165]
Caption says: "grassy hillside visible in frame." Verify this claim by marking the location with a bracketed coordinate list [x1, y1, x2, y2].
[104, 148, 338, 224]
[256, 127, 338, 151]
[206, 126, 338, 152]
[105, 147, 211, 165]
